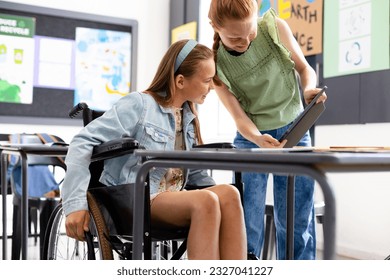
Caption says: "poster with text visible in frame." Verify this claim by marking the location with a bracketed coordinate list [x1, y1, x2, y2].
[258, 0, 323, 56]
[323, 0, 390, 78]
[74, 27, 132, 111]
[0, 13, 35, 104]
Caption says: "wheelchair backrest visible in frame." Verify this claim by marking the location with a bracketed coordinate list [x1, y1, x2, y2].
[68, 103, 139, 190]
[69, 103, 105, 189]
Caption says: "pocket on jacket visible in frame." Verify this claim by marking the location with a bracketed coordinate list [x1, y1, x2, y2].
[142, 125, 171, 149]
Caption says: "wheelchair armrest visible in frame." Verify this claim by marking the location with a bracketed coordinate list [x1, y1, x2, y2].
[91, 137, 139, 162]
[192, 142, 236, 149]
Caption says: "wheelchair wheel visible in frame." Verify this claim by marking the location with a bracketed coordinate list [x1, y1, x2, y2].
[43, 194, 114, 260]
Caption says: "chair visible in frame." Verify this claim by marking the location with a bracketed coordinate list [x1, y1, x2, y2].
[42, 103, 243, 260]
[8, 133, 66, 259]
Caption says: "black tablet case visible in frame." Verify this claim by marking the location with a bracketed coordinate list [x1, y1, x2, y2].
[279, 87, 327, 148]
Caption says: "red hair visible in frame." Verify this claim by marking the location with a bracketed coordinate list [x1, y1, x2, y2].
[208, 0, 257, 85]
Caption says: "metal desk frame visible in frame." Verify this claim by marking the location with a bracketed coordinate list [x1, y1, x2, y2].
[133, 149, 390, 260]
[1, 144, 68, 260]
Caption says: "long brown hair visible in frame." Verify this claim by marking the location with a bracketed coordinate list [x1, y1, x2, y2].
[145, 39, 213, 144]
[208, 0, 257, 86]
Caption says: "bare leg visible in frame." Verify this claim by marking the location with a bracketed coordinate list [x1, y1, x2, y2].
[151, 190, 222, 259]
[207, 184, 247, 260]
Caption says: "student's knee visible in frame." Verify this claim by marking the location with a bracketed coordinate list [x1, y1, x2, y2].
[217, 184, 242, 206]
[191, 190, 221, 218]
[211, 185, 243, 216]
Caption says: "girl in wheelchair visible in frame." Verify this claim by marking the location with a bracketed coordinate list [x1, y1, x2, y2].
[61, 39, 247, 260]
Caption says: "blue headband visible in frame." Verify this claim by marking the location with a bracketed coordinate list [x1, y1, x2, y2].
[174, 39, 198, 73]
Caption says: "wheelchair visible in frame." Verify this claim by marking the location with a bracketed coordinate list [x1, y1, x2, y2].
[42, 103, 241, 260]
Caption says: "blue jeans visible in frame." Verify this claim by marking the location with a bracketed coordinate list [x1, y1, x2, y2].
[234, 124, 316, 260]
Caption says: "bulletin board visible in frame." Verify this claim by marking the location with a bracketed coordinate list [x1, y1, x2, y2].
[323, 0, 390, 78]
[0, 1, 138, 124]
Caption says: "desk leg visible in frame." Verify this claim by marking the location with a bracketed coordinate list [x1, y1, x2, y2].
[133, 162, 149, 260]
[286, 175, 295, 260]
[132, 158, 336, 260]
[20, 152, 28, 260]
[1, 153, 8, 260]
[313, 173, 336, 260]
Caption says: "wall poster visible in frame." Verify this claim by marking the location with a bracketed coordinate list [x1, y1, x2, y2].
[74, 28, 132, 111]
[258, 0, 324, 56]
[171, 21, 197, 44]
[0, 13, 35, 104]
[323, 0, 390, 78]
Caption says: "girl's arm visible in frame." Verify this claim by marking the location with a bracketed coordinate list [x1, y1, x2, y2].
[215, 83, 285, 148]
[276, 18, 327, 104]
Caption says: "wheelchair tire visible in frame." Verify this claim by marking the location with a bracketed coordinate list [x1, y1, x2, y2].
[86, 192, 113, 259]
[42, 194, 113, 260]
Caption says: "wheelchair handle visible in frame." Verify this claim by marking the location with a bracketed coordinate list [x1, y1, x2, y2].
[68, 102, 88, 118]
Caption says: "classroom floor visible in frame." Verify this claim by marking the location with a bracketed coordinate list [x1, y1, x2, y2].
[1, 236, 40, 260]
[0, 236, 355, 260]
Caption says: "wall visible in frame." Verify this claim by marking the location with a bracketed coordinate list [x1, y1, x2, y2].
[314, 123, 390, 259]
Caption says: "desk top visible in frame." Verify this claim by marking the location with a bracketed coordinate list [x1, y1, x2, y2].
[134, 148, 390, 172]
[0, 143, 68, 156]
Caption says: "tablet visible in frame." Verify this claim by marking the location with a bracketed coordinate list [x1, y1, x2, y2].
[279, 86, 327, 148]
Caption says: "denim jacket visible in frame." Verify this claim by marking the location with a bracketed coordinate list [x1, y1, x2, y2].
[61, 92, 215, 216]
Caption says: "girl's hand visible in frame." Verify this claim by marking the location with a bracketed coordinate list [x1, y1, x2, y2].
[303, 87, 327, 105]
[65, 210, 90, 241]
[256, 134, 287, 148]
